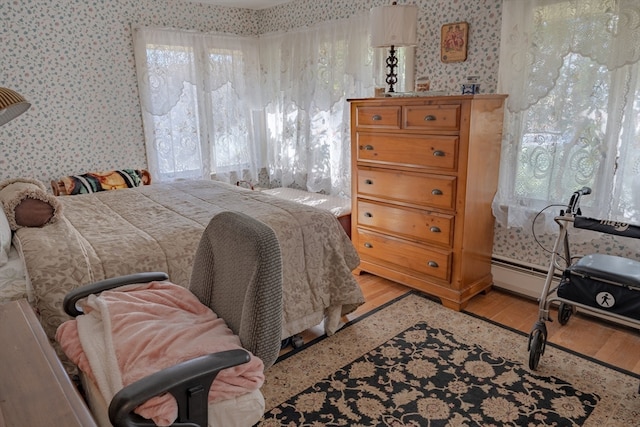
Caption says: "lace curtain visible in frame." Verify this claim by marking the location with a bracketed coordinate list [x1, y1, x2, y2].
[134, 14, 375, 195]
[494, 0, 640, 232]
[259, 14, 374, 196]
[133, 28, 263, 183]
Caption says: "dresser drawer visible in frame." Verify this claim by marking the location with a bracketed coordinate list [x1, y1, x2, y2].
[356, 133, 457, 170]
[403, 104, 461, 131]
[356, 199, 454, 246]
[356, 229, 452, 282]
[357, 167, 456, 210]
[355, 106, 401, 129]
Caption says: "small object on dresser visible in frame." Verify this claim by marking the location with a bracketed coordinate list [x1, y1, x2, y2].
[461, 83, 480, 94]
[461, 76, 480, 95]
[415, 77, 431, 92]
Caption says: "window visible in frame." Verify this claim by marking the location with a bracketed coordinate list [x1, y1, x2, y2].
[134, 15, 374, 195]
[144, 44, 202, 180]
[259, 14, 373, 195]
[495, 0, 640, 230]
[133, 29, 262, 182]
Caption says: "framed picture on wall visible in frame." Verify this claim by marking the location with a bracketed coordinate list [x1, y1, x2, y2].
[441, 22, 468, 63]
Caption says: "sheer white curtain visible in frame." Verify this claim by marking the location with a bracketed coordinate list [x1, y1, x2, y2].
[133, 28, 263, 183]
[259, 14, 375, 196]
[134, 15, 376, 194]
[494, 0, 640, 231]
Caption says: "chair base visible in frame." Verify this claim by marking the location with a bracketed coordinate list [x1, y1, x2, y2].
[81, 373, 265, 427]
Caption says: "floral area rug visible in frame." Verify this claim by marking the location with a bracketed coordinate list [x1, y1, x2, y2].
[257, 292, 639, 426]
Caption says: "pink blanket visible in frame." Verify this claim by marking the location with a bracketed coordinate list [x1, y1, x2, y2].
[56, 282, 265, 426]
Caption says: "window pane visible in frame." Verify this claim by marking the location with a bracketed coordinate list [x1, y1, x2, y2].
[151, 81, 202, 179]
[205, 48, 253, 172]
[613, 64, 640, 221]
[516, 53, 610, 207]
[145, 45, 203, 179]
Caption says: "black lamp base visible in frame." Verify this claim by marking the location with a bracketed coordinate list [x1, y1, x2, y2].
[385, 45, 398, 93]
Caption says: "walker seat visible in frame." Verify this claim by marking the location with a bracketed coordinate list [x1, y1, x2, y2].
[558, 254, 640, 321]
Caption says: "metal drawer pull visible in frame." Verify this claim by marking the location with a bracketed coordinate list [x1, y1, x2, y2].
[424, 115, 436, 121]
[364, 212, 373, 218]
[433, 150, 445, 157]
[428, 260, 439, 268]
[364, 242, 373, 248]
[431, 189, 443, 196]
[365, 179, 373, 185]
[363, 145, 374, 151]
[372, 114, 382, 121]
[430, 226, 441, 233]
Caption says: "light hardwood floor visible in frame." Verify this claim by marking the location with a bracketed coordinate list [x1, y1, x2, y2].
[283, 272, 640, 375]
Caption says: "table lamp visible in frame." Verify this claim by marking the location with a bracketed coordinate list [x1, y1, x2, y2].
[370, 2, 418, 93]
[0, 87, 30, 126]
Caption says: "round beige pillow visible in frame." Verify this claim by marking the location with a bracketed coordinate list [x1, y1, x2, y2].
[0, 178, 63, 230]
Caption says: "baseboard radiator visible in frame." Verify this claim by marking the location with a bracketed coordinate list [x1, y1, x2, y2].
[490, 256, 556, 300]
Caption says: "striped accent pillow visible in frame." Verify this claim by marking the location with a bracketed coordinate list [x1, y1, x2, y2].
[59, 169, 151, 196]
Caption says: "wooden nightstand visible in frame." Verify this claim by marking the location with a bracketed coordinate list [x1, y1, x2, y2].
[0, 299, 97, 427]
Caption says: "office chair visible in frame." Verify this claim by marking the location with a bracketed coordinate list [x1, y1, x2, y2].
[59, 211, 283, 427]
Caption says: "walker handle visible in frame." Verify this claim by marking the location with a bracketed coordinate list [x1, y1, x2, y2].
[577, 186, 592, 196]
[568, 187, 592, 215]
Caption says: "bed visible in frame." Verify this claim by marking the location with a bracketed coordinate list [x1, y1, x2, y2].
[0, 246, 29, 302]
[2, 179, 364, 366]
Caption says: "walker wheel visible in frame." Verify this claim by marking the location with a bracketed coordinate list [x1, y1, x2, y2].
[528, 326, 547, 370]
[558, 302, 573, 325]
[291, 335, 304, 349]
[280, 337, 292, 349]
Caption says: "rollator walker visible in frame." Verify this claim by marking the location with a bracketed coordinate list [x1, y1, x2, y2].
[528, 187, 640, 370]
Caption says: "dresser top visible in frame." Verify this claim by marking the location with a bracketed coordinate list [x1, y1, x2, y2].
[348, 94, 508, 103]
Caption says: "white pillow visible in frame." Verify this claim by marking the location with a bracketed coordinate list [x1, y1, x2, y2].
[0, 207, 11, 266]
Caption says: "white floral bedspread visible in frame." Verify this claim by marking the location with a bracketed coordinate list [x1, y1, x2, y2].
[13, 180, 363, 351]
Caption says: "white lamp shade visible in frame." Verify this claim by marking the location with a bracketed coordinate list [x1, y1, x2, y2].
[370, 4, 418, 48]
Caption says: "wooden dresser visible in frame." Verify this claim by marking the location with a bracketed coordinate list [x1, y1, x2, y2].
[0, 299, 97, 427]
[349, 95, 507, 310]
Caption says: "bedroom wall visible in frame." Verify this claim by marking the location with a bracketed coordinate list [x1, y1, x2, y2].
[1, 0, 501, 185]
[1, 0, 258, 184]
[3, 0, 631, 277]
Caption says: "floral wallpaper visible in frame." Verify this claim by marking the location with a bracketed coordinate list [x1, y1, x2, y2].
[1, 0, 631, 270]
[0, 0, 259, 184]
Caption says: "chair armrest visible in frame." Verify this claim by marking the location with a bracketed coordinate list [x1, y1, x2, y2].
[108, 349, 251, 427]
[62, 272, 170, 317]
